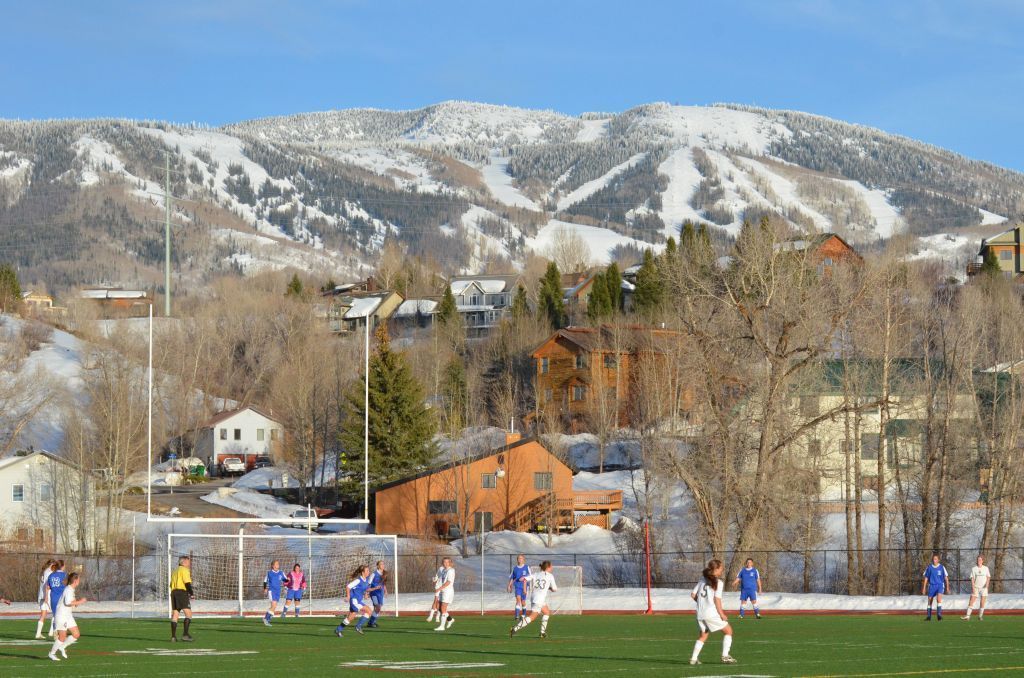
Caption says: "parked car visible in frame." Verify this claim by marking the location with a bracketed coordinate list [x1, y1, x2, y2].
[288, 508, 319, 530]
[253, 456, 273, 469]
[220, 457, 246, 476]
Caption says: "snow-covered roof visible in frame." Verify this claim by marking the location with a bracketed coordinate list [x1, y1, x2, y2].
[449, 280, 482, 296]
[343, 296, 383, 319]
[393, 299, 438, 318]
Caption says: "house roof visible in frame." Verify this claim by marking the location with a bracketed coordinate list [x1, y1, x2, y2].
[199, 405, 281, 429]
[531, 324, 683, 357]
[777, 233, 861, 259]
[0, 450, 96, 477]
[374, 436, 558, 493]
[80, 288, 150, 300]
[393, 299, 438, 318]
[449, 274, 521, 295]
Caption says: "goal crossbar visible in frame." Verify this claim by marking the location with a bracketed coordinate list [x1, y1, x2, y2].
[166, 532, 399, 619]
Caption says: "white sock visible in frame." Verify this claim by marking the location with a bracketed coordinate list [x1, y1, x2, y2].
[966, 607, 973, 617]
[50, 638, 63, 655]
[540, 615, 549, 634]
[427, 609, 435, 621]
[36, 620, 44, 636]
[63, 637, 77, 650]
[436, 613, 447, 627]
[980, 607, 985, 618]
[691, 640, 704, 662]
[722, 634, 733, 657]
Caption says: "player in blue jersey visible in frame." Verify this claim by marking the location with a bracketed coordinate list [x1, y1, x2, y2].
[367, 560, 388, 628]
[922, 554, 949, 620]
[262, 560, 286, 626]
[335, 565, 372, 637]
[731, 558, 762, 619]
[507, 554, 532, 621]
[45, 560, 67, 637]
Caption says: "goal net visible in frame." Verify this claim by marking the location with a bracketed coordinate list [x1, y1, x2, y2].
[550, 565, 583, 615]
[166, 533, 398, 618]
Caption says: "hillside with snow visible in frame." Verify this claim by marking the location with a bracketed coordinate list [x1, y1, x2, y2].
[1, 101, 1021, 289]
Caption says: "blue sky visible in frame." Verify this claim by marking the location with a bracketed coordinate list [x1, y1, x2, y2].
[3, 0, 1023, 169]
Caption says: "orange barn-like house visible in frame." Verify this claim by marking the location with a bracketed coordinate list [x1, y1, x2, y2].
[373, 435, 621, 537]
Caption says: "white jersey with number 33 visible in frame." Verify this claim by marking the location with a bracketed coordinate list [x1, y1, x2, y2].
[530, 571, 558, 609]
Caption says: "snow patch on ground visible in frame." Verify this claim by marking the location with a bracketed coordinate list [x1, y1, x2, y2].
[980, 208, 1008, 226]
[574, 118, 609, 142]
[657, 147, 707, 233]
[233, 467, 302, 490]
[479, 155, 540, 210]
[528, 219, 661, 264]
[201, 487, 306, 517]
[838, 180, 904, 239]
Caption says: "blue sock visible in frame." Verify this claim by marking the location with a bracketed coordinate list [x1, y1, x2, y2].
[754, 606, 760, 615]
[264, 612, 271, 622]
[295, 607, 300, 617]
[739, 608, 745, 617]
[335, 623, 344, 634]
[369, 612, 378, 623]
[515, 606, 521, 619]
[926, 605, 932, 617]
[355, 615, 368, 629]
[937, 605, 942, 616]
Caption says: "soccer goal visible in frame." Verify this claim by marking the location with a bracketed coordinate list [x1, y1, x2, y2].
[550, 565, 584, 615]
[166, 532, 399, 618]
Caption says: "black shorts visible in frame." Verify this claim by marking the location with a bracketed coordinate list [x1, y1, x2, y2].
[171, 589, 191, 612]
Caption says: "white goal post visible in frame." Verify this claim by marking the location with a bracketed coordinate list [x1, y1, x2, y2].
[477, 550, 583, 615]
[166, 532, 399, 618]
[550, 565, 584, 615]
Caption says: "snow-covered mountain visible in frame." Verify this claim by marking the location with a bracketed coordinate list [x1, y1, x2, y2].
[1, 101, 1020, 291]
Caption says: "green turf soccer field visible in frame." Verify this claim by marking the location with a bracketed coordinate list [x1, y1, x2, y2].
[2, 614, 1024, 677]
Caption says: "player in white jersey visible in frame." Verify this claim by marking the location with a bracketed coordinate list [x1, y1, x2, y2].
[689, 559, 737, 665]
[434, 558, 456, 631]
[48, 572, 86, 662]
[426, 563, 446, 623]
[962, 555, 991, 621]
[510, 560, 557, 639]
[35, 559, 56, 638]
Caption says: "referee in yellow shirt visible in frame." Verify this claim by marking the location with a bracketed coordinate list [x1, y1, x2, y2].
[170, 555, 194, 642]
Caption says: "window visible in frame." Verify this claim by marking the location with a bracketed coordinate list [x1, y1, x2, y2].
[271, 429, 279, 441]
[474, 511, 493, 532]
[572, 385, 586, 402]
[428, 500, 457, 515]
[234, 428, 241, 441]
[799, 396, 819, 417]
[481, 473, 497, 489]
[12, 484, 24, 502]
[861, 433, 880, 461]
[534, 472, 553, 491]
[1000, 250, 1013, 261]
[219, 428, 227, 440]
[35, 528, 45, 545]
[540, 357, 549, 374]
[257, 429, 265, 442]
[16, 527, 27, 541]
[575, 354, 586, 369]
[604, 354, 617, 369]
[40, 483, 52, 501]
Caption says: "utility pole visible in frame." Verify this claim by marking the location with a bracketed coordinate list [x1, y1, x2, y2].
[164, 153, 172, 317]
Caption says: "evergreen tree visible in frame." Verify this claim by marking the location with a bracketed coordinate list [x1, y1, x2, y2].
[285, 273, 304, 298]
[587, 270, 611, 321]
[441, 357, 468, 432]
[680, 220, 696, 251]
[633, 249, 664, 318]
[340, 324, 437, 487]
[537, 261, 565, 329]
[510, 285, 529, 319]
[320, 278, 337, 293]
[605, 261, 622, 311]
[980, 247, 1002, 277]
[0, 264, 21, 313]
[437, 284, 458, 326]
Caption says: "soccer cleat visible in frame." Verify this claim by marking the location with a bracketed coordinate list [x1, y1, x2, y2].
[689, 659, 700, 665]
[182, 634, 193, 642]
[937, 615, 943, 621]
[755, 613, 761, 619]
[59, 647, 68, 659]
[48, 653, 60, 662]
[367, 622, 378, 629]
[335, 629, 344, 638]
[721, 655, 737, 664]
[171, 637, 178, 642]
[510, 626, 516, 638]
[34, 635, 43, 639]
[961, 615, 970, 620]
[434, 626, 445, 632]
[540, 631, 547, 639]
[446, 617, 455, 629]
[354, 627, 363, 635]
[263, 618, 272, 627]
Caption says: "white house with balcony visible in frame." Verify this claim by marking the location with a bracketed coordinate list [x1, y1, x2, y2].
[193, 406, 285, 473]
[449, 274, 522, 338]
[0, 451, 97, 552]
